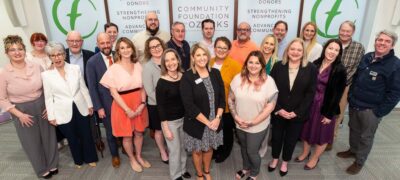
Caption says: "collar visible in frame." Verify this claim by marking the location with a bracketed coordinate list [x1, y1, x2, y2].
[69, 50, 83, 58]
[6, 61, 36, 78]
[371, 49, 395, 62]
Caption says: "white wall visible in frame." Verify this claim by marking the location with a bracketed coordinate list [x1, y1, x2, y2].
[0, 0, 47, 67]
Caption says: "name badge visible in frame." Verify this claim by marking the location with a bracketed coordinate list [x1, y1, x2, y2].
[369, 71, 378, 76]
[195, 78, 203, 84]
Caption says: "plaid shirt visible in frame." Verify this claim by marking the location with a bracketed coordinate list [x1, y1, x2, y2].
[342, 40, 365, 85]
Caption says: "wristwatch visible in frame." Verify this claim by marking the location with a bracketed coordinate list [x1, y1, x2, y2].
[216, 115, 221, 120]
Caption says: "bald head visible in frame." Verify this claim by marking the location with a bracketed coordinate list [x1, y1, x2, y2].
[145, 11, 160, 36]
[66, 31, 83, 54]
[97, 32, 112, 56]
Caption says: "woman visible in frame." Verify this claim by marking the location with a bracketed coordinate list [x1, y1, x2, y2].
[95, 22, 119, 53]
[260, 34, 279, 74]
[229, 51, 278, 180]
[142, 37, 169, 164]
[26, 32, 52, 70]
[100, 37, 150, 172]
[296, 39, 346, 170]
[180, 43, 225, 180]
[156, 49, 191, 180]
[269, 38, 317, 176]
[42, 42, 98, 168]
[0, 35, 58, 178]
[210, 36, 242, 163]
[300, 22, 323, 62]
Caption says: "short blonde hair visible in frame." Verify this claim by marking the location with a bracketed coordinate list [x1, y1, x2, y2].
[190, 43, 211, 74]
[3, 35, 25, 53]
[282, 38, 308, 67]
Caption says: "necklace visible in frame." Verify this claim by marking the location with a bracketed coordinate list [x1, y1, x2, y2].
[167, 72, 179, 80]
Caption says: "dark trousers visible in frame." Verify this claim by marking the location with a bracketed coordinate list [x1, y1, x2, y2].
[58, 104, 98, 165]
[271, 118, 303, 161]
[99, 111, 119, 157]
[348, 108, 381, 165]
[214, 113, 235, 159]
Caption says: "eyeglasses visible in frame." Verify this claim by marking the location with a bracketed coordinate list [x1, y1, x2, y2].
[67, 39, 82, 44]
[49, 53, 65, 59]
[149, 44, 162, 51]
[237, 28, 250, 32]
[216, 46, 229, 52]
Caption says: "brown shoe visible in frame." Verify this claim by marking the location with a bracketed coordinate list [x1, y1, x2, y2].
[112, 156, 120, 168]
[325, 144, 333, 151]
[337, 149, 355, 158]
[346, 162, 363, 175]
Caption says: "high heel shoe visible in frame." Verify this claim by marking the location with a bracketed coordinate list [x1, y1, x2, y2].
[295, 152, 311, 162]
[304, 159, 320, 170]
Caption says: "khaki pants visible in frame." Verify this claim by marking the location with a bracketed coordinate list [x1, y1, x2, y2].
[334, 85, 350, 139]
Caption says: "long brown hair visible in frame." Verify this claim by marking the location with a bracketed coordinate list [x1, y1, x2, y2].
[240, 50, 267, 91]
[114, 37, 137, 63]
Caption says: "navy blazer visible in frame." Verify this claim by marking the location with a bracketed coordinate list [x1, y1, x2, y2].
[270, 61, 317, 122]
[180, 68, 226, 140]
[86, 53, 113, 115]
[65, 48, 95, 84]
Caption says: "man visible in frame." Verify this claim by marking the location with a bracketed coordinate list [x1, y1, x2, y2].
[200, 19, 215, 57]
[337, 30, 400, 175]
[229, 22, 258, 65]
[167, 21, 191, 70]
[132, 11, 170, 63]
[272, 20, 288, 59]
[86, 33, 120, 168]
[330, 21, 365, 150]
[65, 31, 94, 84]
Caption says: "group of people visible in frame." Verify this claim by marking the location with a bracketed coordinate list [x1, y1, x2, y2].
[1, 11, 400, 180]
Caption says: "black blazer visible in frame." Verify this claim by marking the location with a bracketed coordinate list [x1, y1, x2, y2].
[270, 61, 317, 122]
[313, 60, 347, 119]
[65, 48, 95, 84]
[180, 68, 225, 140]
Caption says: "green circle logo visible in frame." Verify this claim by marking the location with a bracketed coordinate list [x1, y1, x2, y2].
[52, 0, 98, 39]
[311, 0, 359, 38]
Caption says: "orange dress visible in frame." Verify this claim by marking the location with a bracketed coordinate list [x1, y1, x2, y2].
[100, 63, 148, 137]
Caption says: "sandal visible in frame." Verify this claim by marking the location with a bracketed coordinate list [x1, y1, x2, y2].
[196, 173, 204, 180]
[235, 170, 247, 179]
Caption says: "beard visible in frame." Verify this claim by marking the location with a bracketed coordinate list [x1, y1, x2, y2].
[146, 26, 159, 36]
[101, 48, 112, 56]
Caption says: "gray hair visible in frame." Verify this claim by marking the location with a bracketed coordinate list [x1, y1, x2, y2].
[339, 20, 356, 31]
[45, 41, 66, 55]
[376, 30, 398, 46]
[171, 21, 185, 31]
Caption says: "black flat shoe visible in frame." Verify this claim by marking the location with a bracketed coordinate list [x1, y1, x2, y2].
[268, 163, 277, 172]
[182, 172, 191, 179]
[162, 159, 169, 164]
[279, 170, 288, 177]
[41, 172, 52, 179]
[50, 168, 58, 175]
[245, 176, 256, 180]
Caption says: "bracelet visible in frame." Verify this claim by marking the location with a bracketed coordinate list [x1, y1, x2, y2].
[216, 115, 221, 120]
[141, 101, 146, 105]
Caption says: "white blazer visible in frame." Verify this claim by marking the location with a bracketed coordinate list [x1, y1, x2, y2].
[42, 63, 93, 125]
